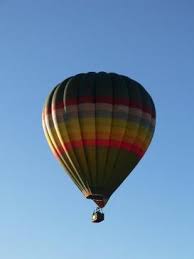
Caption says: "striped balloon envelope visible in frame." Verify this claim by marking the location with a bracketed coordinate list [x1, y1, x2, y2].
[42, 72, 156, 208]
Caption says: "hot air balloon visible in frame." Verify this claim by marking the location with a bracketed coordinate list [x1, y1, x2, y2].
[42, 72, 156, 223]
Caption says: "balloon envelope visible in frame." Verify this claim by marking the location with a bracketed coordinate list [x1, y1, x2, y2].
[42, 72, 156, 207]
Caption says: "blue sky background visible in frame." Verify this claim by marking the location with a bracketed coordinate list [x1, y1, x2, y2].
[0, 1, 194, 258]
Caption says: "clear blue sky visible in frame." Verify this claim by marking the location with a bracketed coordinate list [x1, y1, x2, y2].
[0, 1, 194, 258]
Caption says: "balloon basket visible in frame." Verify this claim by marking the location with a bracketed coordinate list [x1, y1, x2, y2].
[92, 207, 104, 223]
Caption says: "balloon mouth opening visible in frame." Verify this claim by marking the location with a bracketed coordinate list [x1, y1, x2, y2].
[86, 194, 108, 208]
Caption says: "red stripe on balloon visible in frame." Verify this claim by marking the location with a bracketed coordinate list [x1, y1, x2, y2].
[48, 98, 155, 118]
[54, 139, 145, 158]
